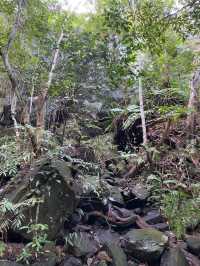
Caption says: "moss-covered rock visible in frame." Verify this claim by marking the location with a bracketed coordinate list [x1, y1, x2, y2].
[186, 236, 200, 256]
[104, 243, 128, 266]
[0, 157, 81, 240]
[124, 229, 168, 263]
[160, 248, 189, 266]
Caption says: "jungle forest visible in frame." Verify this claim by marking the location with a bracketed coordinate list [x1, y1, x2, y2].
[1, 0, 200, 265]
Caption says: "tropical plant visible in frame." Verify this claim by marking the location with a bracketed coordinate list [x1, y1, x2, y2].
[161, 189, 200, 238]
[0, 198, 38, 238]
[17, 223, 50, 264]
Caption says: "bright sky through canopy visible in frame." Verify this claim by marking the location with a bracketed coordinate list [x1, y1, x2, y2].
[60, 0, 96, 13]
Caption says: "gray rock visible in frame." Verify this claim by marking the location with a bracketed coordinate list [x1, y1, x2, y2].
[108, 185, 124, 207]
[131, 184, 150, 201]
[81, 124, 103, 138]
[97, 262, 108, 266]
[32, 256, 57, 266]
[62, 256, 82, 266]
[160, 248, 189, 266]
[126, 184, 150, 208]
[186, 236, 200, 256]
[128, 262, 138, 266]
[144, 210, 163, 224]
[124, 229, 168, 262]
[153, 223, 169, 231]
[0, 261, 23, 266]
[67, 232, 99, 257]
[104, 243, 128, 266]
[95, 229, 120, 245]
[0, 157, 80, 240]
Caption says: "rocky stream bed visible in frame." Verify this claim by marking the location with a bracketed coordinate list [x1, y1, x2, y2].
[0, 146, 200, 266]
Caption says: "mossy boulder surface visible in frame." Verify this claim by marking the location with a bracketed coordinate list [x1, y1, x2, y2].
[1, 157, 81, 240]
[104, 243, 128, 266]
[124, 229, 168, 262]
[160, 248, 189, 266]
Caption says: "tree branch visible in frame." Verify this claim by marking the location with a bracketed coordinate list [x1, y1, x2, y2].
[0, 0, 27, 103]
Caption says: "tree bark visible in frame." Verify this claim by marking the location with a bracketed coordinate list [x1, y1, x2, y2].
[36, 30, 64, 129]
[35, 30, 64, 152]
[0, 0, 27, 144]
[139, 77, 147, 144]
[186, 68, 200, 136]
[0, 0, 26, 104]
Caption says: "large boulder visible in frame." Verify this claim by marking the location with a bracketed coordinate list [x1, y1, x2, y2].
[0, 157, 81, 240]
[186, 236, 200, 256]
[160, 248, 189, 266]
[124, 229, 168, 263]
[104, 243, 128, 266]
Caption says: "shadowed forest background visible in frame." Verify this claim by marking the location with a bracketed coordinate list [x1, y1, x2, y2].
[1, 0, 200, 265]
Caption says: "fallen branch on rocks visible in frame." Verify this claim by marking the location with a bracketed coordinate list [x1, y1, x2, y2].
[86, 210, 152, 229]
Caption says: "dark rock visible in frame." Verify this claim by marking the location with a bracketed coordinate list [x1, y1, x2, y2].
[124, 229, 168, 262]
[133, 208, 142, 215]
[104, 243, 128, 266]
[0, 261, 23, 266]
[32, 255, 57, 266]
[125, 184, 150, 209]
[81, 124, 103, 138]
[144, 210, 163, 224]
[113, 114, 143, 151]
[153, 223, 169, 231]
[67, 232, 99, 257]
[95, 229, 120, 245]
[108, 185, 124, 207]
[0, 157, 80, 240]
[186, 236, 200, 256]
[62, 144, 97, 163]
[62, 256, 82, 266]
[97, 261, 108, 266]
[160, 248, 189, 266]
[128, 261, 138, 266]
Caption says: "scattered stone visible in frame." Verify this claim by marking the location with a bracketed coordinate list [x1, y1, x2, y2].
[186, 236, 200, 256]
[153, 223, 169, 231]
[160, 248, 189, 266]
[143, 210, 163, 224]
[124, 229, 168, 262]
[81, 124, 103, 138]
[32, 255, 57, 266]
[125, 184, 150, 209]
[63, 144, 97, 163]
[128, 261, 138, 266]
[67, 232, 99, 257]
[62, 256, 82, 266]
[95, 229, 120, 245]
[104, 243, 128, 266]
[97, 261, 108, 266]
[0, 261, 23, 266]
[97, 251, 112, 262]
[108, 185, 124, 207]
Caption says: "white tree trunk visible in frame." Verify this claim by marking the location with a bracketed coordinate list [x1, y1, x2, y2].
[187, 68, 200, 135]
[139, 77, 147, 144]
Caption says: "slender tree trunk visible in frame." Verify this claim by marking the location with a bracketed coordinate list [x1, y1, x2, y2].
[0, 0, 27, 142]
[139, 77, 147, 144]
[35, 30, 64, 151]
[11, 93, 20, 150]
[186, 69, 200, 136]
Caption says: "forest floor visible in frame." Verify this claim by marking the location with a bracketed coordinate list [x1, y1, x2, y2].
[0, 111, 200, 266]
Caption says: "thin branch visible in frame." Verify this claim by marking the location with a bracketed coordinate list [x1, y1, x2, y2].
[0, 0, 27, 103]
[164, 0, 200, 20]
